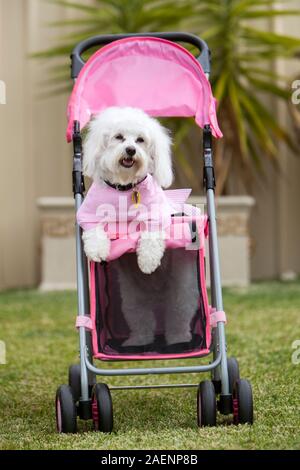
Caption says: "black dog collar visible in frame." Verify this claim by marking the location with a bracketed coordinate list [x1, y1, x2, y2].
[104, 175, 147, 192]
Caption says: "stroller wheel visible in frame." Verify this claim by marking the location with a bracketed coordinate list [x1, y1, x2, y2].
[232, 379, 254, 425]
[68, 364, 81, 403]
[92, 383, 113, 433]
[227, 357, 240, 393]
[197, 380, 217, 427]
[55, 385, 77, 433]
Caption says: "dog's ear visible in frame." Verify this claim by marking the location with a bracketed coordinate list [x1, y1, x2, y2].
[150, 120, 173, 188]
[83, 116, 108, 178]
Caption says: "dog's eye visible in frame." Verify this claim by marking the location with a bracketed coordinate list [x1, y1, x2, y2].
[115, 134, 124, 141]
[136, 137, 144, 143]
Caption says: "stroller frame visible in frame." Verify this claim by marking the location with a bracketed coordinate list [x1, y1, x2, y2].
[57, 33, 253, 430]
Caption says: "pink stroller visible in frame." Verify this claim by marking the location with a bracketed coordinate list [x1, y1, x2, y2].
[55, 32, 253, 433]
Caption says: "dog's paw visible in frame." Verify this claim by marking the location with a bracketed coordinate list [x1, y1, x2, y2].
[137, 232, 165, 274]
[82, 227, 110, 262]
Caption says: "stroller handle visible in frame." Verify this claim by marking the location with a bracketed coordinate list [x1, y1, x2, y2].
[71, 32, 211, 79]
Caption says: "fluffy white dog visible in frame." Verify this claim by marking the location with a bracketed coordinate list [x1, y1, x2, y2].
[82, 106, 173, 275]
[80, 107, 200, 348]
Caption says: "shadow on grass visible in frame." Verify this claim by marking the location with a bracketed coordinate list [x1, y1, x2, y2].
[76, 391, 234, 434]
[110, 390, 196, 432]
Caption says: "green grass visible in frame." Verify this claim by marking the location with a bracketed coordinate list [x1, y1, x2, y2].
[0, 282, 300, 450]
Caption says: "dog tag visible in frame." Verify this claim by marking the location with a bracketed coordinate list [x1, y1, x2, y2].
[132, 190, 141, 207]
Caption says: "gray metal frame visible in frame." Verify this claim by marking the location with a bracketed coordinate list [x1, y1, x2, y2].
[75, 193, 90, 402]
[72, 33, 230, 402]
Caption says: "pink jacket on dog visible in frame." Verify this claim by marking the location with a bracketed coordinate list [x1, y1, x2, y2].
[77, 174, 202, 261]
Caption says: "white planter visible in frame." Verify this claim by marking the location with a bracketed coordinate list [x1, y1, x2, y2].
[37, 195, 255, 290]
[189, 196, 255, 287]
[37, 197, 76, 291]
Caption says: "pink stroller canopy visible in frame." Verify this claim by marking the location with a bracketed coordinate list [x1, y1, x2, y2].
[66, 36, 222, 142]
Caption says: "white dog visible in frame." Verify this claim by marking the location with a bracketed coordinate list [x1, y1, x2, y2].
[81, 106, 173, 275]
[79, 107, 200, 348]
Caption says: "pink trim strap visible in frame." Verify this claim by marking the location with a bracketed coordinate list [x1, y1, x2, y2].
[75, 316, 93, 331]
[209, 307, 227, 328]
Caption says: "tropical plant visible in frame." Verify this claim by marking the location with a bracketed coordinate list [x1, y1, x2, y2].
[35, 0, 195, 92]
[187, 0, 300, 193]
[35, 0, 300, 194]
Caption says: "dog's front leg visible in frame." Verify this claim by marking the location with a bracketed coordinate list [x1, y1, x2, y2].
[82, 225, 110, 262]
[137, 231, 165, 274]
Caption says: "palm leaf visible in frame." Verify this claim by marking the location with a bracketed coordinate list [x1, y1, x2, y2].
[49, 0, 100, 13]
[245, 75, 291, 100]
[242, 27, 300, 49]
[214, 70, 229, 104]
[227, 80, 248, 161]
[238, 87, 279, 158]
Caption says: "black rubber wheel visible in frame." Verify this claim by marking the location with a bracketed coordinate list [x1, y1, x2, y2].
[68, 364, 81, 403]
[227, 357, 240, 394]
[233, 379, 254, 425]
[55, 385, 77, 433]
[92, 383, 113, 433]
[197, 380, 217, 427]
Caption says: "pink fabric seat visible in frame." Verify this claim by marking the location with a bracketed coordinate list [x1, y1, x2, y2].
[67, 36, 222, 141]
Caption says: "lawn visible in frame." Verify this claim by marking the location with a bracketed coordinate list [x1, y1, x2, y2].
[0, 281, 299, 450]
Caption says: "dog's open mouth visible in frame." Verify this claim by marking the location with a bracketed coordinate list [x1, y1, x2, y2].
[120, 157, 135, 168]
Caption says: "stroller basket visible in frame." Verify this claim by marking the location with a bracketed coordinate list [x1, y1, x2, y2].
[89, 217, 211, 361]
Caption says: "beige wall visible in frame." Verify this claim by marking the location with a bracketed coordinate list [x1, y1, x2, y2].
[0, 0, 299, 290]
[0, 0, 35, 289]
[0, 0, 71, 289]
[250, 8, 300, 280]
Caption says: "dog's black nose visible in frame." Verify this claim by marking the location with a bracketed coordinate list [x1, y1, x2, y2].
[125, 146, 136, 157]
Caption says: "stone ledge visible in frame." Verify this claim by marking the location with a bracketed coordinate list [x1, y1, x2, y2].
[189, 195, 255, 208]
[37, 195, 255, 289]
[39, 282, 77, 291]
[41, 217, 75, 238]
[37, 197, 75, 209]
[38, 195, 255, 238]
[37, 195, 256, 209]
